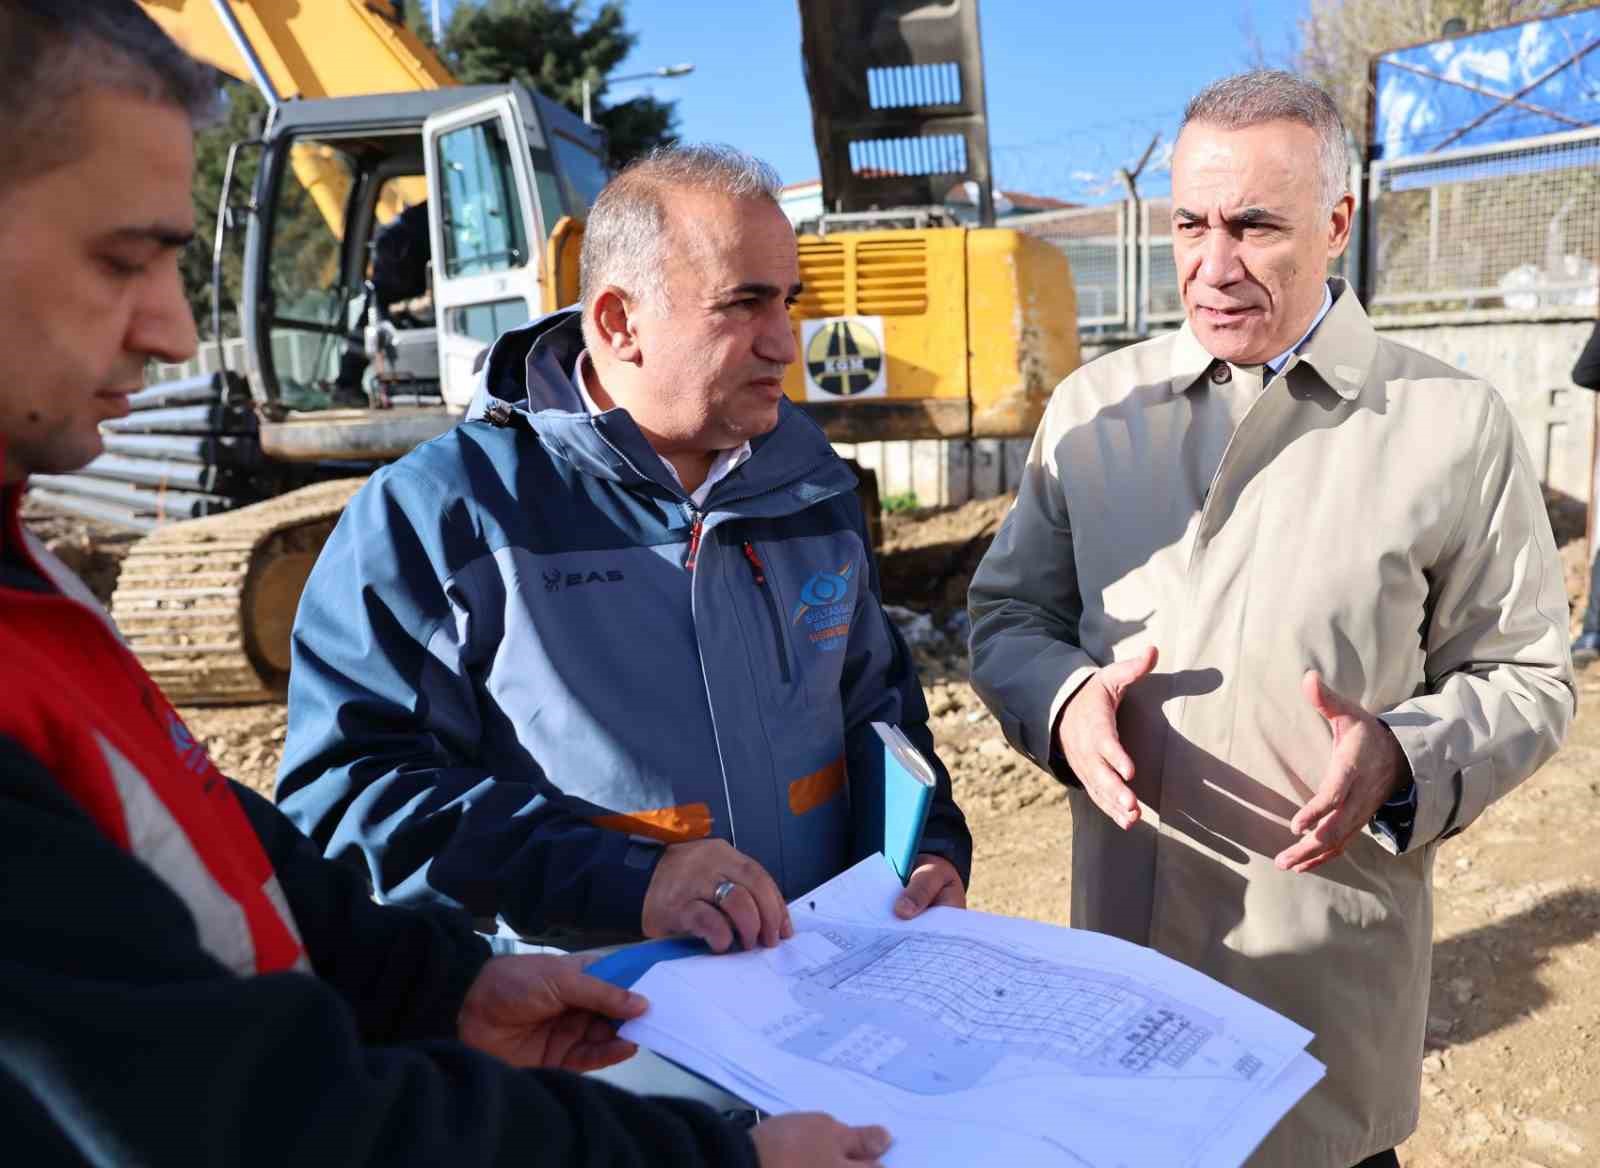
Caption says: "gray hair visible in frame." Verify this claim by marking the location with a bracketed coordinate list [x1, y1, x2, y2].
[579, 144, 783, 319]
[0, 0, 217, 192]
[1180, 70, 1350, 209]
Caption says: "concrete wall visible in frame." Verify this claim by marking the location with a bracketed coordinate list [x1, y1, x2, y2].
[840, 323, 1597, 510]
[1373, 319, 1595, 502]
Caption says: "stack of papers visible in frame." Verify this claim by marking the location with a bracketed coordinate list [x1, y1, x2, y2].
[620, 856, 1324, 1168]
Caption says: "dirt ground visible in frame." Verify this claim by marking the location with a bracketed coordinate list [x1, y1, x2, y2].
[24, 491, 1600, 1166]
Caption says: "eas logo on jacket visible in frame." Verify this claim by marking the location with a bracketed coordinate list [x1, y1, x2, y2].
[792, 562, 855, 651]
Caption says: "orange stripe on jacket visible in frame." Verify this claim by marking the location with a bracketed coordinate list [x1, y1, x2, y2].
[592, 803, 713, 844]
[788, 756, 846, 815]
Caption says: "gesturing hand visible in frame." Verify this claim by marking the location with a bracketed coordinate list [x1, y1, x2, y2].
[1275, 671, 1412, 874]
[1053, 646, 1158, 830]
[457, 953, 646, 1072]
[642, 838, 794, 953]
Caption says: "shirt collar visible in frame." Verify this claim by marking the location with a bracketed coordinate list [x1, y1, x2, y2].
[1266, 284, 1333, 374]
[1166, 277, 1374, 401]
[571, 350, 753, 507]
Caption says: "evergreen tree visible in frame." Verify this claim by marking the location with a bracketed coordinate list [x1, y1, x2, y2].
[414, 0, 676, 169]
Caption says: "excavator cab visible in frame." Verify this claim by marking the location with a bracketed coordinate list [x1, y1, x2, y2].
[79, 85, 605, 703]
[229, 82, 603, 462]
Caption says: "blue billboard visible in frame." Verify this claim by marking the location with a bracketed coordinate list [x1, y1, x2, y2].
[1373, 7, 1600, 159]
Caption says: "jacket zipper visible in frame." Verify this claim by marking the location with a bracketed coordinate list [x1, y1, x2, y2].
[683, 511, 704, 571]
[743, 540, 791, 684]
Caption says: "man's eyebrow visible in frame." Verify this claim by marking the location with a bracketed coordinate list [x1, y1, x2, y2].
[1229, 207, 1284, 226]
[722, 281, 806, 299]
[104, 225, 196, 249]
[1172, 206, 1286, 228]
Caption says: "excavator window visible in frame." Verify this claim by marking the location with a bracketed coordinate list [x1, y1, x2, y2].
[549, 128, 608, 216]
[436, 117, 529, 278]
[451, 297, 529, 347]
[267, 141, 361, 410]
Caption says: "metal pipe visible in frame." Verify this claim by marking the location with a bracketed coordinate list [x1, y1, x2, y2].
[130, 373, 222, 411]
[209, 0, 281, 107]
[100, 402, 251, 437]
[101, 433, 260, 466]
[31, 474, 235, 517]
[78, 453, 232, 493]
[24, 490, 161, 533]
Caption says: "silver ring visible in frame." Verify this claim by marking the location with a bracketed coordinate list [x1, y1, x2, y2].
[712, 879, 738, 908]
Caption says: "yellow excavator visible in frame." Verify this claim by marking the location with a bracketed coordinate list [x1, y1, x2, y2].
[38, 0, 1077, 704]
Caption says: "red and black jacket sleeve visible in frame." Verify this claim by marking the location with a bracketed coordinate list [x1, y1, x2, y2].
[0, 734, 758, 1168]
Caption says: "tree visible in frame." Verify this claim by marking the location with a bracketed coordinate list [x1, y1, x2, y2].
[413, 0, 677, 169]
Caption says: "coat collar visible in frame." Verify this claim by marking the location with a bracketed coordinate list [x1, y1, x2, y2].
[1166, 277, 1375, 402]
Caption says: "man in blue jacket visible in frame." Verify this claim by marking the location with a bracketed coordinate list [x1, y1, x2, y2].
[279, 146, 971, 955]
[0, 3, 889, 1164]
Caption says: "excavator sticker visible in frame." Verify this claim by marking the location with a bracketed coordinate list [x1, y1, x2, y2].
[801, 316, 887, 401]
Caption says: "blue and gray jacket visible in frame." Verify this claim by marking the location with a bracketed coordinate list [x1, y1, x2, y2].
[278, 309, 971, 944]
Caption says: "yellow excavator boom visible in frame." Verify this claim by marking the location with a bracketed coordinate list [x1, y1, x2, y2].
[140, 1, 445, 234]
[139, 0, 455, 100]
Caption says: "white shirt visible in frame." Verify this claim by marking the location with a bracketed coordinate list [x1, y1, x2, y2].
[573, 350, 751, 510]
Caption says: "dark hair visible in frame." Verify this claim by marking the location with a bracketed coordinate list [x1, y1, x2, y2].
[0, 0, 217, 188]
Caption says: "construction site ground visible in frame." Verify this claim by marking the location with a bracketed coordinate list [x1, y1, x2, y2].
[24, 490, 1600, 1167]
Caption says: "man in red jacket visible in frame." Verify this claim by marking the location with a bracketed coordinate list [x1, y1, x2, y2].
[0, 3, 888, 1165]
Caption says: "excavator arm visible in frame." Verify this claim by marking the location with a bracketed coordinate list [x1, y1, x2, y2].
[139, 0, 454, 101]
[139, 1, 451, 237]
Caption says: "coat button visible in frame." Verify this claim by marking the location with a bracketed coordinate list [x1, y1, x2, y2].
[1210, 363, 1232, 384]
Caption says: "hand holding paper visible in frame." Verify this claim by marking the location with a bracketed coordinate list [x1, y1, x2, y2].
[893, 853, 965, 919]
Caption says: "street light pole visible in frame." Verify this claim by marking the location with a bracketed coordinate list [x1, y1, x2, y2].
[582, 63, 695, 125]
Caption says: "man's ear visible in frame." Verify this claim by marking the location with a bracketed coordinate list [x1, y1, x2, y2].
[589, 287, 644, 365]
[1327, 192, 1356, 261]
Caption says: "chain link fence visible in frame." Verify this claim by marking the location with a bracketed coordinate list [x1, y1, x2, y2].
[1141, 197, 1184, 326]
[1011, 196, 1188, 336]
[1366, 127, 1600, 320]
[1007, 203, 1128, 328]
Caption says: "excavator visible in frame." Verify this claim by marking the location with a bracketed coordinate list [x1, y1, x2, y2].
[39, 0, 1079, 704]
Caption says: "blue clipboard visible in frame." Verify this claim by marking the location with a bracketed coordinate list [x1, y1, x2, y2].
[587, 937, 710, 989]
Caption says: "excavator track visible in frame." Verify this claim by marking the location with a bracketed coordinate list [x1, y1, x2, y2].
[111, 478, 369, 705]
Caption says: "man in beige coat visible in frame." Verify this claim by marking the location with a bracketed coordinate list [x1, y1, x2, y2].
[969, 70, 1574, 1168]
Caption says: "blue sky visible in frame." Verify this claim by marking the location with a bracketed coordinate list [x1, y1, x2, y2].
[440, 0, 1305, 203]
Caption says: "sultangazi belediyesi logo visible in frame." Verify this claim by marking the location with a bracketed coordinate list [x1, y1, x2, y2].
[792, 563, 855, 650]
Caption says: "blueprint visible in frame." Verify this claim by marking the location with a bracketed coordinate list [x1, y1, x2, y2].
[621, 856, 1324, 1168]
[766, 924, 1279, 1095]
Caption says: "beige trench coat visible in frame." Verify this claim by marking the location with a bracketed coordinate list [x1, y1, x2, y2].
[969, 280, 1574, 1167]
